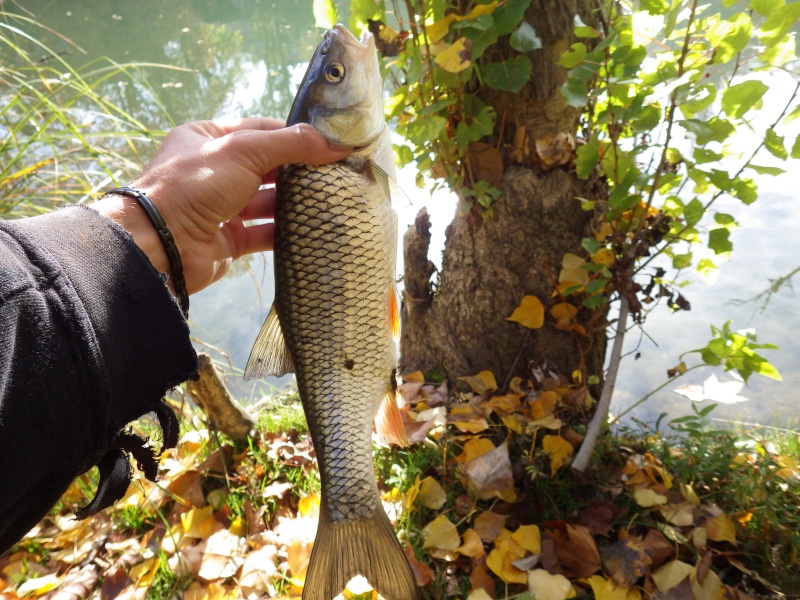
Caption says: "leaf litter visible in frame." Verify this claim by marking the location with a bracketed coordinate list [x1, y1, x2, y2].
[0, 366, 797, 599]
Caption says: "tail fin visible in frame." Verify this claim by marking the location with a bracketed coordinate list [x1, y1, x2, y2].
[303, 503, 419, 600]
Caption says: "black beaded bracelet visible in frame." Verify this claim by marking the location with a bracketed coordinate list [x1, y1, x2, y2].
[105, 186, 190, 318]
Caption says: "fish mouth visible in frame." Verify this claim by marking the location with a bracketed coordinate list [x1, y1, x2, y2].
[326, 23, 375, 53]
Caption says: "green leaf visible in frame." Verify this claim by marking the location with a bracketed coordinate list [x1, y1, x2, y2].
[693, 148, 723, 164]
[684, 198, 705, 227]
[708, 169, 733, 191]
[673, 253, 692, 269]
[759, 28, 797, 66]
[575, 137, 600, 179]
[733, 178, 758, 204]
[463, 23, 500, 58]
[792, 135, 800, 159]
[581, 236, 602, 253]
[714, 213, 737, 226]
[312, 0, 338, 29]
[708, 12, 753, 63]
[759, 2, 800, 47]
[481, 56, 532, 92]
[583, 294, 608, 309]
[394, 144, 414, 168]
[750, 0, 785, 16]
[708, 228, 733, 254]
[679, 84, 716, 119]
[681, 117, 735, 145]
[559, 42, 587, 68]
[493, 0, 532, 34]
[561, 77, 589, 107]
[509, 22, 542, 51]
[454, 13, 494, 31]
[640, 0, 669, 14]
[349, 0, 383, 33]
[404, 115, 447, 142]
[721, 80, 769, 119]
[747, 164, 785, 176]
[764, 128, 788, 159]
[573, 15, 599, 38]
[630, 104, 662, 132]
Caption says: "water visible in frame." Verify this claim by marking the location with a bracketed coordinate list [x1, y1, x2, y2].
[14, 0, 799, 428]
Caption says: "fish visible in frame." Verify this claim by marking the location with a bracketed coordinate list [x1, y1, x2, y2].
[244, 24, 419, 600]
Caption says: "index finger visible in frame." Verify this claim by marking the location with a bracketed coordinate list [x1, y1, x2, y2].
[211, 116, 286, 135]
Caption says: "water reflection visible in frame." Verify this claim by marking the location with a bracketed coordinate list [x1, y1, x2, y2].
[10, 1, 799, 426]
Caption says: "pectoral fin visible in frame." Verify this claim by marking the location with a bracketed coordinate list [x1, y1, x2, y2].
[368, 160, 411, 207]
[244, 304, 294, 381]
[375, 390, 409, 448]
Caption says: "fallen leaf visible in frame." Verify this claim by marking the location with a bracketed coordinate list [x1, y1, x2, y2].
[464, 440, 517, 502]
[459, 371, 498, 394]
[469, 561, 497, 599]
[238, 545, 277, 593]
[527, 569, 572, 600]
[182, 505, 218, 538]
[486, 539, 527, 584]
[704, 515, 737, 545]
[286, 541, 313, 585]
[542, 435, 574, 475]
[512, 524, 541, 554]
[457, 437, 496, 463]
[633, 488, 668, 507]
[298, 493, 320, 518]
[652, 560, 696, 592]
[468, 142, 504, 187]
[586, 574, 631, 600]
[417, 477, 447, 510]
[486, 394, 522, 416]
[549, 523, 602, 578]
[404, 544, 434, 586]
[574, 502, 614, 536]
[197, 529, 247, 581]
[422, 514, 461, 551]
[507, 295, 545, 329]
[457, 528, 486, 559]
[659, 502, 695, 527]
[473, 511, 509, 543]
[450, 404, 490, 433]
[16, 573, 62, 597]
[467, 589, 494, 600]
[601, 537, 651, 588]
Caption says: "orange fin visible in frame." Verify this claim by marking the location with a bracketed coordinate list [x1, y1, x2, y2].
[389, 284, 401, 340]
[375, 391, 408, 447]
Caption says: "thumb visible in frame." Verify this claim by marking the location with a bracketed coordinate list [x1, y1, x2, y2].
[226, 123, 352, 176]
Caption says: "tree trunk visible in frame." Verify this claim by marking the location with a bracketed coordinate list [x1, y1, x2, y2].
[399, 0, 607, 385]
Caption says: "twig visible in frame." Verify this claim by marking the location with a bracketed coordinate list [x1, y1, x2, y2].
[572, 294, 630, 472]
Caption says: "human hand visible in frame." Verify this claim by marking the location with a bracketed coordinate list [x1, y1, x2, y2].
[92, 118, 351, 296]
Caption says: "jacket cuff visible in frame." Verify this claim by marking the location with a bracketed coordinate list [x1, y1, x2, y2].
[11, 205, 198, 429]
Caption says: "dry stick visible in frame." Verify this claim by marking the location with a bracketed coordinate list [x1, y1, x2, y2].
[572, 294, 630, 472]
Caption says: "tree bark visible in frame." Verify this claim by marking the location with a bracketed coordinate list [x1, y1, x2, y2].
[399, 0, 607, 385]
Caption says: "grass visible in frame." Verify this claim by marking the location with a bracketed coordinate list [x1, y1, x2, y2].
[0, 10, 178, 218]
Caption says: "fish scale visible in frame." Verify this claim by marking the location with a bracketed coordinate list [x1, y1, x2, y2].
[274, 160, 396, 523]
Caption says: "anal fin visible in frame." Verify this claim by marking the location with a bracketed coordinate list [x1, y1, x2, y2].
[244, 304, 294, 381]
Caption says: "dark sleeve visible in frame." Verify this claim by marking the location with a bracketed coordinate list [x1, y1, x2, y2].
[0, 206, 198, 553]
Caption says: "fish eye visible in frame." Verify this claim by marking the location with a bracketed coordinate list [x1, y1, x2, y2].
[324, 63, 345, 83]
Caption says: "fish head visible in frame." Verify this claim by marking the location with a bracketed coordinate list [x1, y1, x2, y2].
[288, 24, 385, 148]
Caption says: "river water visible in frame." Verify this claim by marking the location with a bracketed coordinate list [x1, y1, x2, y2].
[15, 0, 799, 429]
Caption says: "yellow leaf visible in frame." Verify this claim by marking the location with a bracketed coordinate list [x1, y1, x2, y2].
[418, 477, 448, 510]
[229, 516, 246, 537]
[591, 248, 615, 266]
[487, 539, 527, 584]
[129, 556, 159, 587]
[457, 528, 486, 559]
[512, 524, 541, 554]
[559, 252, 590, 285]
[487, 394, 522, 415]
[449, 404, 490, 433]
[16, 574, 62, 597]
[530, 390, 558, 419]
[287, 541, 313, 584]
[457, 437, 496, 463]
[633, 488, 668, 507]
[507, 295, 545, 329]
[404, 474, 422, 508]
[527, 569, 572, 600]
[680, 482, 700, 505]
[586, 574, 631, 600]
[427, 2, 500, 43]
[402, 370, 425, 383]
[459, 370, 498, 394]
[434, 37, 472, 73]
[182, 505, 216, 538]
[501, 413, 527, 434]
[704, 515, 737, 545]
[542, 435, 574, 475]
[466, 589, 494, 600]
[659, 502, 695, 527]
[651, 560, 695, 592]
[298, 493, 320, 517]
[422, 514, 461, 551]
